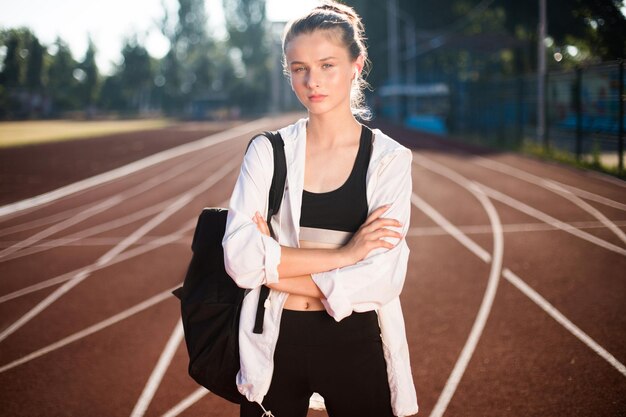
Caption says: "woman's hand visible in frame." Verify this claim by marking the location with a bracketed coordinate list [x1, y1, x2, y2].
[253, 211, 271, 237]
[340, 204, 403, 264]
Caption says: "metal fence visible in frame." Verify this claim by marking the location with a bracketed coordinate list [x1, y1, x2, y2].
[378, 60, 625, 174]
[451, 60, 625, 172]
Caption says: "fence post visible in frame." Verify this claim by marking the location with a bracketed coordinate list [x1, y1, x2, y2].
[544, 71, 550, 151]
[575, 67, 583, 161]
[619, 59, 624, 175]
[517, 76, 524, 146]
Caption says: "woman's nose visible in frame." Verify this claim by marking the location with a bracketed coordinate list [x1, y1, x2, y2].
[305, 70, 320, 89]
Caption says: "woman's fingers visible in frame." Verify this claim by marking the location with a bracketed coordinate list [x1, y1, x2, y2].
[253, 211, 271, 236]
[370, 227, 403, 241]
[362, 205, 402, 230]
[362, 204, 391, 227]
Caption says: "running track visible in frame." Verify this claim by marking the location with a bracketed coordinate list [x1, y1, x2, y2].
[1, 114, 625, 416]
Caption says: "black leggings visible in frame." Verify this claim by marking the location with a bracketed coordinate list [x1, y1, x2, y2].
[240, 309, 396, 417]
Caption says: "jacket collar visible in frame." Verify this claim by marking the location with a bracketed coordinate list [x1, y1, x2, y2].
[276, 117, 403, 245]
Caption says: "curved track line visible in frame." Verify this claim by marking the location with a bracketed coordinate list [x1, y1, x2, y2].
[473, 157, 626, 244]
[0, 117, 270, 219]
[413, 155, 626, 393]
[160, 388, 209, 417]
[502, 268, 626, 377]
[410, 154, 506, 417]
[406, 220, 626, 237]
[480, 185, 626, 256]
[410, 193, 491, 263]
[0, 285, 178, 373]
[130, 320, 184, 417]
[0, 161, 238, 343]
[429, 183, 504, 417]
[414, 154, 626, 256]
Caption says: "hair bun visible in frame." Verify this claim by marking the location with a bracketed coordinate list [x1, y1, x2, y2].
[315, 1, 359, 24]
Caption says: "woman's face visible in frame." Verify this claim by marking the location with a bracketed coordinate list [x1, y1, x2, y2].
[284, 29, 363, 117]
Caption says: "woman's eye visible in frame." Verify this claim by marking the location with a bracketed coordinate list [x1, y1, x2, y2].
[292, 67, 306, 73]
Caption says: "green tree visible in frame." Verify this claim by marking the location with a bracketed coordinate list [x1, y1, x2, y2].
[100, 36, 153, 113]
[158, 0, 220, 115]
[46, 37, 79, 113]
[222, 0, 271, 113]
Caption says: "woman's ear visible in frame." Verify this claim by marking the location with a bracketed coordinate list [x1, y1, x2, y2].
[352, 55, 365, 80]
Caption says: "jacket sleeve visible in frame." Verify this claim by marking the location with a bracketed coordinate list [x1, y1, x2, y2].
[222, 135, 282, 289]
[311, 148, 412, 321]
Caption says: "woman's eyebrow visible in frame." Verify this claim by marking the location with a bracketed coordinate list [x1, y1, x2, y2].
[290, 57, 338, 65]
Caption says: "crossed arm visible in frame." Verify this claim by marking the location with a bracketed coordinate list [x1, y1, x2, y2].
[251, 205, 402, 298]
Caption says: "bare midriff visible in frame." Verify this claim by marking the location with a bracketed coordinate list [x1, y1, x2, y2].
[283, 294, 325, 310]
[281, 238, 337, 311]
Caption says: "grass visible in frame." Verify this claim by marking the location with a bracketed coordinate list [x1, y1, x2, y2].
[0, 119, 174, 148]
[521, 140, 625, 180]
[438, 129, 625, 181]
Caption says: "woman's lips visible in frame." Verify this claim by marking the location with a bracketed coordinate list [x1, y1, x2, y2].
[308, 94, 327, 102]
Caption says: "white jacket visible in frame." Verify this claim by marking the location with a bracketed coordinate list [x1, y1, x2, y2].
[222, 117, 419, 416]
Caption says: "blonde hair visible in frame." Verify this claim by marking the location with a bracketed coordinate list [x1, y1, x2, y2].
[282, 1, 372, 120]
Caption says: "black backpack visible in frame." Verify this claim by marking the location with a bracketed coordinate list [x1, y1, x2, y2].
[172, 131, 286, 404]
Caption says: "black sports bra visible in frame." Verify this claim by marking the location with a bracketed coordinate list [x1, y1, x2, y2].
[299, 125, 372, 248]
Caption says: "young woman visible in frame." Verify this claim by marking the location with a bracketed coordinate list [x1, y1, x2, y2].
[223, 2, 419, 416]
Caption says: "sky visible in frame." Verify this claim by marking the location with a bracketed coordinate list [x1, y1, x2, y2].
[0, 0, 320, 75]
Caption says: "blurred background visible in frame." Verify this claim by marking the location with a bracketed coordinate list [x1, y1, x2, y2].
[1, 3, 625, 416]
[0, 0, 625, 173]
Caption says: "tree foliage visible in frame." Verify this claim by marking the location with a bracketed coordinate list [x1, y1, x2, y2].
[222, 0, 271, 113]
[0, 0, 623, 119]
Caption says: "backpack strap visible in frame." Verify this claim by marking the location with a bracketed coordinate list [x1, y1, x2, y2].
[246, 131, 287, 334]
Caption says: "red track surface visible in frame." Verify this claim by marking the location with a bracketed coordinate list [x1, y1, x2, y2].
[1, 114, 625, 416]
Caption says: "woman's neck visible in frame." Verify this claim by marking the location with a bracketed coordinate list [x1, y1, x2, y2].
[306, 108, 362, 148]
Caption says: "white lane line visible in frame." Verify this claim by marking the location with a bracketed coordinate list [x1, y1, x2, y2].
[0, 202, 93, 237]
[414, 153, 626, 256]
[0, 196, 230, 304]
[8, 217, 622, 248]
[413, 154, 626, 413]
[406, 220, 626, 237]
[472, 157, 626, 244]
[558, 183, 626, 211]
[481, 185, 626, 256]
[0, 160, 238, 343]
[429, 183, 504, 417]
[0, 236, 189, 248]
[586, 169, 626, 188]
[130, 320, 185, 417]
[161, 388, 210, 417]
[0, 117, 269, 219]
[0, 143, 233, 262]
[0, 227, 191, 305]
[502, 268, 626, 377]
[0, 202, 170, 262]
[0, 145, 227, 237]
[0, 195, 122, 260]
[0, 285, 178, 374]
[410, 193, 491, 263]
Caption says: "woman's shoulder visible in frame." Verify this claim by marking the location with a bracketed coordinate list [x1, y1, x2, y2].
[249, 117, 307, 148]
[369, 127, 412, 165]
